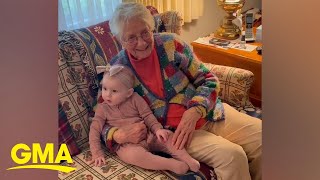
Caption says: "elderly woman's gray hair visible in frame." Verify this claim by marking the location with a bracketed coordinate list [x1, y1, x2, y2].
[109, 2, 155, 37]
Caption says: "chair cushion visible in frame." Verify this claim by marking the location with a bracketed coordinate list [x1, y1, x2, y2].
[59, 146, 217, 180]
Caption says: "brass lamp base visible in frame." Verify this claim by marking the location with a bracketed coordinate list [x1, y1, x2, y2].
[215, 24, 241, 40]
[215, 0, 245, 40]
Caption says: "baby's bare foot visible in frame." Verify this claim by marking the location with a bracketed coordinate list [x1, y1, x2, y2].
[187, 158, 200, 172]
[172, 151, 200, 172]
[172, 161, 189, 175]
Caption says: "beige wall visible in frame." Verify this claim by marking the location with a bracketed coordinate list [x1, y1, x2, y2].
[181, 0, 262, 46]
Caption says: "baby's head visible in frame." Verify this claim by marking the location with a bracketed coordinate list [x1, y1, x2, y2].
[101, 65, 135, 106]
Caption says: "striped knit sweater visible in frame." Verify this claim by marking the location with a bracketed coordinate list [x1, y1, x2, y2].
[103, 33, 225, 152]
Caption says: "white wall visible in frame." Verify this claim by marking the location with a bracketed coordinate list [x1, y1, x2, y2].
[181, 0, 262, 46]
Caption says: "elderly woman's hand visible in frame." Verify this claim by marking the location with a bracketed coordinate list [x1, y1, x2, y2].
[172, 107, 201, 150]
[113, 121, 147, 144]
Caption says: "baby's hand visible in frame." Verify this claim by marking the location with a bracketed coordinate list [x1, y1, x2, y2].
[155, 129, 171, 143]
[89, 156, 106, 167]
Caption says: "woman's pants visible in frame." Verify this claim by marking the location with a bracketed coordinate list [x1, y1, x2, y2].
[186, 103, 262, 180]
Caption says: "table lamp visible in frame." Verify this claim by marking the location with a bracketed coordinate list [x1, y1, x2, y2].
[215, 0, 245, 40]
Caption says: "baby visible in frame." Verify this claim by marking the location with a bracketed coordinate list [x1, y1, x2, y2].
[89, 64, 200, 174]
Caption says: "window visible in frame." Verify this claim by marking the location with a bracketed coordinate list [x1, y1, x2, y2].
[58, 0, 122, 31]
[123, 0, 204, 23]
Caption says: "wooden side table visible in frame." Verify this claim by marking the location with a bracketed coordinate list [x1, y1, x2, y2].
[191, 41, 262, 107]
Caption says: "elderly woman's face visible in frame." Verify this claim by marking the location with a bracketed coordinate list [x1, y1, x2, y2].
[120, 19, 154, 60]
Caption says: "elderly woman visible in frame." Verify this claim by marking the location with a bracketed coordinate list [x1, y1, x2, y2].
[101, 2, 261, 180]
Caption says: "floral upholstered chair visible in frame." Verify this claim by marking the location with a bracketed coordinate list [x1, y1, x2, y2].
[58, 6, 260, 180]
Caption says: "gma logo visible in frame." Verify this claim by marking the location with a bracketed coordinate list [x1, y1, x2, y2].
[7, 143, 76, 173]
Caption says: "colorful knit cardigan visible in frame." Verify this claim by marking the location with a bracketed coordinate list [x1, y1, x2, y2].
[103, 33, 225, 151]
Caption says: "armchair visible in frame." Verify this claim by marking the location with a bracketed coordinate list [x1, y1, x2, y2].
[58, 6, 260, 180]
